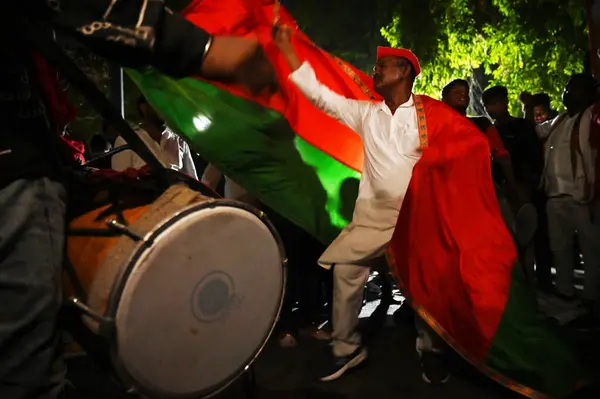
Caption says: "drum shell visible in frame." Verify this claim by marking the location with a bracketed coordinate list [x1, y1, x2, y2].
[64, 182, 287, 398]
[64, 184, 210, 332]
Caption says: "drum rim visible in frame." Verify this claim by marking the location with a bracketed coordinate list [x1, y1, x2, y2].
[106, 199, 287, 398]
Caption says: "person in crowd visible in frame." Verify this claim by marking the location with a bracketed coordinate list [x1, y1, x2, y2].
[483, 86, 544, 201]
[442, 80, 539, 280]
[112, 96, 198, 179]
[202, 163, 261, 205]
[483, 85, 545, 282]
[442, 80, 520, 204]
[535, 74, 600, 319]
[531, 93, 555, 125]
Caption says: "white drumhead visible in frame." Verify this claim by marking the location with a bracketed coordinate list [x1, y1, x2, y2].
[114, 203, 284, 397]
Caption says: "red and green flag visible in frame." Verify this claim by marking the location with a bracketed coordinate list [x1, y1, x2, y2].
[127, 0, 588, 397]
[129, 0, 375, 244]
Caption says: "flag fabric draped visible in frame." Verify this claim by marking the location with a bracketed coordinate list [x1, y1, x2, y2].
[128, 1, 588, 397]
[387, 97, 587, 398]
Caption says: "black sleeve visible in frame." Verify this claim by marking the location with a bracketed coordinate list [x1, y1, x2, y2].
[523, 121, 544, 177]
[48, 0, 211, 78]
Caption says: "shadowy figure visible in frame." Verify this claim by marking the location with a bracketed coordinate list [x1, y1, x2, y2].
[338, 177, 360, 222]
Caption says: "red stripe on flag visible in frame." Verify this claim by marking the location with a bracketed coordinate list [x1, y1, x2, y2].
[183, 0, 383, 172]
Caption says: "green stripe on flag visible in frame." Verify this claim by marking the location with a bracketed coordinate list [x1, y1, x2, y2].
[127, 69, 360, 244]
[484, 266, 588, 398]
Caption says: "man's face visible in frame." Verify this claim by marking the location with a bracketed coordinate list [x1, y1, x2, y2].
[533, 105, 550, 125]
[484, 97, 508, 120]
[445, 85, 469, 114]
[372, 56, 411, 93]
[562, 80, 594, 112]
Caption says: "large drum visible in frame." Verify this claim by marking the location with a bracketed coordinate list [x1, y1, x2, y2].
[64, 178, 286, 398]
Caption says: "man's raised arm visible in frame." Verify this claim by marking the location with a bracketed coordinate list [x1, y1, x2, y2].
[273, 24, 366, 135]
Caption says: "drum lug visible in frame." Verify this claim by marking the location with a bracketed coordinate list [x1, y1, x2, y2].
[69, 297, 104, 322]
[125, 386, 138, 395]
[68, 297, 115, 337]
[106, 219, 146, 242]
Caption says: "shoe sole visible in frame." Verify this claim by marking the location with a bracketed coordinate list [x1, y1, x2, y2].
[319, 349, 368, 382]
[422, 372, 450, 384]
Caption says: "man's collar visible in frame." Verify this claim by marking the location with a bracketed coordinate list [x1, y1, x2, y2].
[377, 94, 415, 112]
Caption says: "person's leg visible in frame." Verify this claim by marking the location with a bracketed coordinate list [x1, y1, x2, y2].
[533, 191, 553, 291]
[520, 244, 536, 286]
[320, 263, 369, 381]
[494, 183, 516, 235]
[266, 209, 302, 346]
[546, 197, 577, 299]
[0, 178, 67, 399]
[573, 201, 600, 305]
[414, 315, 450, 384]
[277, 263, 299, 347]
[294, 235, 328, 335]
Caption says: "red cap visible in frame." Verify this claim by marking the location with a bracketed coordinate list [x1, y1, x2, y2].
[376, 46, 421, 77]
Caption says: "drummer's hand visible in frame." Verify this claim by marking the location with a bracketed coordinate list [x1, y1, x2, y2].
[201, 36, 276, 94]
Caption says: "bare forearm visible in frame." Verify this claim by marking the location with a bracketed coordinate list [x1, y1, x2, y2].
[279, 44, 302, 72]
[201, 164, 222, 190]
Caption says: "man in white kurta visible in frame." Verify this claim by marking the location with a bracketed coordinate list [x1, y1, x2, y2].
[273, 26, 449, 382]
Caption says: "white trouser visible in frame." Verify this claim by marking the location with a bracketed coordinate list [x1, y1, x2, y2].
[331, 258, 444, 358]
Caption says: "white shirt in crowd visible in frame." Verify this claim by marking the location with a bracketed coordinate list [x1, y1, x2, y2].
[536, 105, 595, 201]
[111, 127, 198, 179]
[289, 62, 421, 229]
[201, 163, 259, 205]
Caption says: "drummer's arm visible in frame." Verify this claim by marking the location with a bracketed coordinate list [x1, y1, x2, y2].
[201, 164, 222, 191]
[111, 136, 135, 172]
[34, 0, 274, 88]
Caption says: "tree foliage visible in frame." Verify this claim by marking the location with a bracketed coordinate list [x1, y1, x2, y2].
[381, 0, 588, 114]
[287, 0, 396, 71]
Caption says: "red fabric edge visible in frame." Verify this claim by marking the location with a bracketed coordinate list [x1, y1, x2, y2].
[182, 0, 380, 173]
[385, 249, 550, 399]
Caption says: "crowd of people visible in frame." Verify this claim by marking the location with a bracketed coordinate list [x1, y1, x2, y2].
[442, 76, 600, 310]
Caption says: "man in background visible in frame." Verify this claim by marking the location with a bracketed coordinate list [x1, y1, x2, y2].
[535, 74, 600, 315]
[112, 96, 198, 179]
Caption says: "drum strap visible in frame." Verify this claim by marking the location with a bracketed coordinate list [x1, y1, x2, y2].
[63, 255, 87, 300]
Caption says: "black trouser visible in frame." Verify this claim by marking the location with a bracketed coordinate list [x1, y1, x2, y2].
[265, 208, 331, 334]
[532, 190, 553, 288]
[0, 178, 67, 399]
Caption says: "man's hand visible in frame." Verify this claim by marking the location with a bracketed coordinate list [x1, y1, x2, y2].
[272, 23, 293, 52]
[272, 23, 302, 72]
[201, 36, 276, 94]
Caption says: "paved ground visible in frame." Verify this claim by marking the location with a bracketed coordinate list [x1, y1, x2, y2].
[64, 298, 599, 399]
